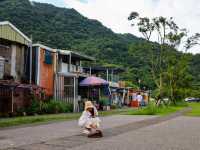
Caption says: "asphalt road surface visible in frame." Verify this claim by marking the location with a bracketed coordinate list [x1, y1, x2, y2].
[1, 109, 200, 150]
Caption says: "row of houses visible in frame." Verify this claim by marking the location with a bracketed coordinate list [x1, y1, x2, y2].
[0, 21, 127, 114]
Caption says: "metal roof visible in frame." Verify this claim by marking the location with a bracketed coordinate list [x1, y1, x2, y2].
[32, 43, 57, 53]
[57, 49, 95, 61]
[83, 66, 125, 73]
[0, 21, 31, 45]
[58, 72, 77, 77]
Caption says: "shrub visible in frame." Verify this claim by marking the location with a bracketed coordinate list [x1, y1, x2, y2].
[22, 99, 74, 115]
[145, 103, 158, 115]
[65, 103, 73, 113]
[99, 97, 109, 106]
[110, 104, 118, 109]
[40, 100, 73, 114]
[25, 99, 40, 115]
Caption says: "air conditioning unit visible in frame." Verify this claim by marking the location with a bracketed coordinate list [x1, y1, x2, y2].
[0, 56, 5, 79]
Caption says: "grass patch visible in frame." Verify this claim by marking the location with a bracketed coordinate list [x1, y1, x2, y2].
[0, 104, 188, 129]
[0, 113, 81, 128]
[186, 102, 200, 116]
[0, 108, 131, 128]
[126, 103, 186, 116]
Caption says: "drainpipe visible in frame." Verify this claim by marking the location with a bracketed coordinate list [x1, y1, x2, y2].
[29, 36, 32, 84]
[11, 87, 14, 113]
[73, 76, 76, 112]
[54, 52, 58, 100]
[69, 53, 71, 72]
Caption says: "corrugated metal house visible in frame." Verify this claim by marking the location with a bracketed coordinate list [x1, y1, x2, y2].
[55, 50, 94, 111]
[0, 21, 31, 81]
[32, 44, 56, 97]
[0, 21, 35, 115]
[31, 45, 95, 111]
[0, 21, 96, 113]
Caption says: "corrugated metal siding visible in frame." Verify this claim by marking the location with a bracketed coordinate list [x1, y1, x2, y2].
[0, 24, 29, 45]
[39, 48, 55, 96]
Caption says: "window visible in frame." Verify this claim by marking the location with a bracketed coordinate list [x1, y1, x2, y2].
[64, 77, 73, 86]
[44, 50, 52, 64]
[64, 77, 74, 99]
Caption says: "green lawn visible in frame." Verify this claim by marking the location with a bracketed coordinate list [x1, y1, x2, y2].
[186, 102, 200, 116]
[0, 108, 131, 128]
[0, 104, 189, 129]
[126, 105, 186, 116]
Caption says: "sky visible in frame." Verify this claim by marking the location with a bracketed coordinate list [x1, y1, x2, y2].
[32, 0, 200, 54]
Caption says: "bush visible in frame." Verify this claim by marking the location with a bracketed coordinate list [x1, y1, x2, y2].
[145, 103, 158, 115]
[65, 103, 73, 113]
[110, 104, 119, 109]
[25, 99, 40, 115]
[22, 99, 74, 115]
[99, 97, 109, 106]
[40, 100, 73, 114]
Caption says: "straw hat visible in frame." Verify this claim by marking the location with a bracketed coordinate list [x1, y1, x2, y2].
[84, 101, 94, 110]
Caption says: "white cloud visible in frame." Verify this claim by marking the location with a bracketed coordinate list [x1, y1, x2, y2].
[63, 0, 200, 54]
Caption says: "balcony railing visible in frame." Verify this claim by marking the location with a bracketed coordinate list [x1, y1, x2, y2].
[59, 63, 88, 76]
[60, 63, 69, 73]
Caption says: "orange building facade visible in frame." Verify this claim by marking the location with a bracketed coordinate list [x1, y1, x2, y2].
[32, 44, 56, 97]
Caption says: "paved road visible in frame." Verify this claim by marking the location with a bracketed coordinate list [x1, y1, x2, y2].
[1, 109, 200, 150]
[72, 116, 200, 150]
[0, 115, 156, 149]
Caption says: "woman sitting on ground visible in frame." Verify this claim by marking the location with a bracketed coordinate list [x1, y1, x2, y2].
[78, 101, 102, 138]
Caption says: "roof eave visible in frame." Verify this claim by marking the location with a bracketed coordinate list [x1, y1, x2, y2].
[0, 21, 32, 43]
[32, 43, 56, 52]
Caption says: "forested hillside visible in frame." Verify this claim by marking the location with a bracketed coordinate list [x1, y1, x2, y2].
[0, 0, 199, 90]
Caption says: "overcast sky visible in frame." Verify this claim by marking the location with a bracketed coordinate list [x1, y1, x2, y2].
[32, 0, 200, 54]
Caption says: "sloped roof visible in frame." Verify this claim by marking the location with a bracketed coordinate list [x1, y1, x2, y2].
[0, 21, 31, 45]
[58, 49, 95, 61]
[33, 43, 57, 53]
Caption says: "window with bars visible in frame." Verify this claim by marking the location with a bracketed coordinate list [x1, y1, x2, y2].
[64, 77, 74, 98]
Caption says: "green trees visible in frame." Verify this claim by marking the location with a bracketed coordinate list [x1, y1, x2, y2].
[128, 12, 200, 105]
[0, 0, 199, 94]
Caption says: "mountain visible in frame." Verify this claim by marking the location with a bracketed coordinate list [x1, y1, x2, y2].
[0, 0, 199, 89]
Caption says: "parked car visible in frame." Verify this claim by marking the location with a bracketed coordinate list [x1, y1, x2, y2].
[185, 97, 200, 102]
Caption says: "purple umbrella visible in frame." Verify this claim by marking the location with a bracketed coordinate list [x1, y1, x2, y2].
[80, 76, 109, 86]
[80, 76, 109, 100]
